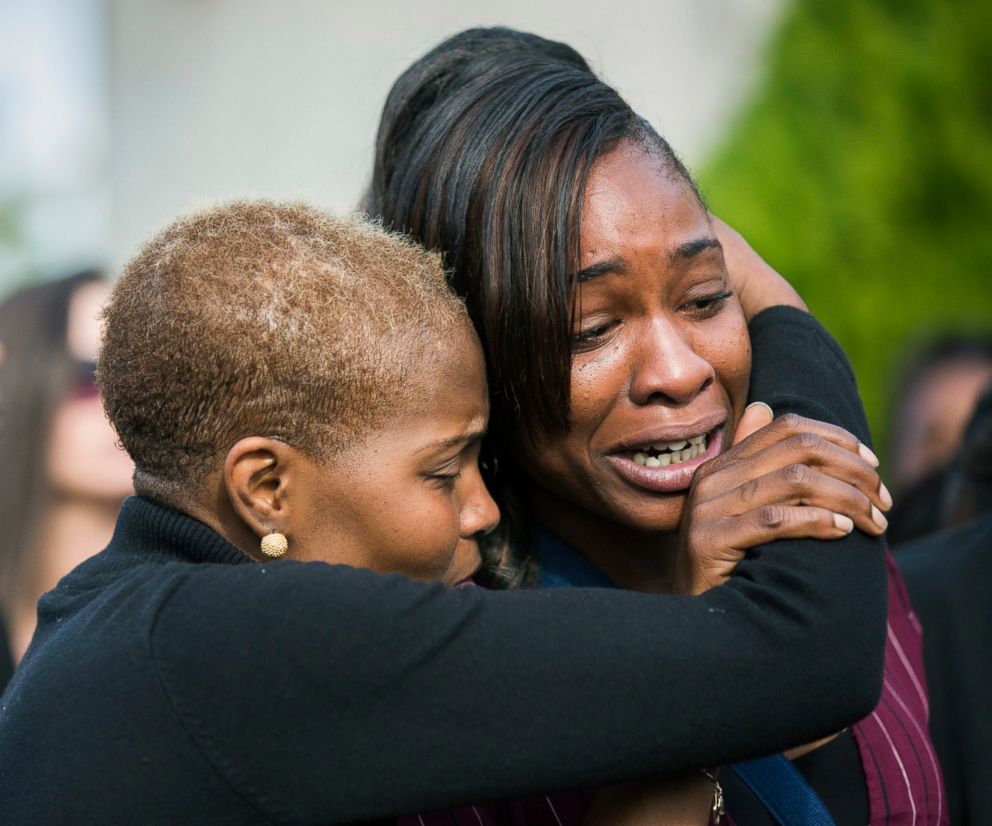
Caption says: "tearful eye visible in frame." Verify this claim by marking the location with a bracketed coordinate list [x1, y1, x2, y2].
[685, 290, 733, 316]
[572, 320, 619, 348]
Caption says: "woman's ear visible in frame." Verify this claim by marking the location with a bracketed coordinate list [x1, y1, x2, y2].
[223, 437, 303, 551]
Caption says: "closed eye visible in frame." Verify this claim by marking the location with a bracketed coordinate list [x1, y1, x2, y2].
[572, 320, 619, 349]
[429, 470, 462, 490]
[683, 289, 733, 317]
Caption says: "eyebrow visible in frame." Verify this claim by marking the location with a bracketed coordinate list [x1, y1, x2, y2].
[573, 237, 723, 283]
[669, 237, 722, 264]
[575, 257, 627, 283]
[416, 427, 487, 456]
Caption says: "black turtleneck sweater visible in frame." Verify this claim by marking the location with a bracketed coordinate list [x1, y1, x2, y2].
[0, 307, 886, 825]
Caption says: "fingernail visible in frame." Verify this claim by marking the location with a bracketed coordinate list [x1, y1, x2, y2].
[833, 513, 854, 533]
[878, 482, 893, 510]
[858, 442, 880, 467]
[746, 401, 774, 417]
[871, 505, 888, 531]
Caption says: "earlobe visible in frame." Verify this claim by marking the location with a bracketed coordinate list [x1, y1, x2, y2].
[223, 437, 294, 542]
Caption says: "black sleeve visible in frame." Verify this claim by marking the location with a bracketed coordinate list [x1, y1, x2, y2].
[747, 305, 874, 448]
[149, 307, 886, 823]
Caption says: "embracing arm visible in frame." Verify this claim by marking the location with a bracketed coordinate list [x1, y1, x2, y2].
[749, 306, 872, 447]
[155, 462, 885, 826]
[722, 216, 887, 734]
[148, 236, 885, 823]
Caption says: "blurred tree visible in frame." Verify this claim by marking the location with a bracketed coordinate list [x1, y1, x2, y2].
[0, 195, 34, 296]
[700, 0, 992, 458]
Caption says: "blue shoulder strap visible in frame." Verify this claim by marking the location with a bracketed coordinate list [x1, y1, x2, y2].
[728, 755, 836, 825]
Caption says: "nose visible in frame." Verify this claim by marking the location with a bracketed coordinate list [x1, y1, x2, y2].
[629, 317, 714, 406]
[460, 470, 501, 539]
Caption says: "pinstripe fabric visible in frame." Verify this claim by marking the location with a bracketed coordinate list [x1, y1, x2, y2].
[851, 551, 948, 826]
[397, 791, 590, 825]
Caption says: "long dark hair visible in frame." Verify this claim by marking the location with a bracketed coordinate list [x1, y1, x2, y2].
[364, 26, 592, 220]
[0, 271, 104, 626]
[366, 28, 698, 584]
[369, 40, 691, 440]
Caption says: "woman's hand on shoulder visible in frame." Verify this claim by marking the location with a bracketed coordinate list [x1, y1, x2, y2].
[674, 403, 891, 595]
[711, 215, 808, 319]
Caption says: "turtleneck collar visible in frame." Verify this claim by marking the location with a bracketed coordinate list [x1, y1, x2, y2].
[107, 495, 252, 567]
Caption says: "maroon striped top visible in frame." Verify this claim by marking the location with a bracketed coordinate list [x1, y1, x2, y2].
[851, 550, 948, 825]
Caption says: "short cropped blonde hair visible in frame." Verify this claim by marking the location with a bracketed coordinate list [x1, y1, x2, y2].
[99, 200, 470, 486]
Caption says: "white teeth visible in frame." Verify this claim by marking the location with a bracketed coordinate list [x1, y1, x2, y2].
[630, 432, 710, 468]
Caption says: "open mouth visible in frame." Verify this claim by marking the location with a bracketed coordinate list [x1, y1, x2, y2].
[605, 424, 724, 494]
[626, 433, 709, 468]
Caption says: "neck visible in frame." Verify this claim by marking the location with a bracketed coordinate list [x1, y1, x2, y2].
[135, 471, 260, 563]
[530, 487, 679, 594]
[181, 494, 261, 564]
[11, 495, 121, 662]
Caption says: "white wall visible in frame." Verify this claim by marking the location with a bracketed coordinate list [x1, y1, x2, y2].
[0, 0, 109, 290]
[106, 0, 780, 267]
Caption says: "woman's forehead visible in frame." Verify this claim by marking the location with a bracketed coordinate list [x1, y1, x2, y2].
[580, 145, 711, 262]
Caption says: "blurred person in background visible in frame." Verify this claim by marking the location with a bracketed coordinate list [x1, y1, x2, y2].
[0, 271, 134, 673]
[939, 387, 992, 527]
[897, 389, 992, 825]
[889, 337, 992, 493]
[0, 339, 8, 692]
[887, 336, 992, 544]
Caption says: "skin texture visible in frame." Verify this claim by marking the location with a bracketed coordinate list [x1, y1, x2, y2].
[512, 141, 888, 597]
[516, 141, 751, 590]
[291, 328, 498, 584]
[210, 325, 499, 588]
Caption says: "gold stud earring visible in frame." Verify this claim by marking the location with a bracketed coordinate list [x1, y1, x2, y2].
[260, 531, 288, 558]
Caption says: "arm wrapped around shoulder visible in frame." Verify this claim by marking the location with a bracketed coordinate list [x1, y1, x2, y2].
[744, 305, 887, 724]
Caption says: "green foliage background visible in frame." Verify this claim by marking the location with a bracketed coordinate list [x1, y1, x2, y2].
[699, 0, 992, 459]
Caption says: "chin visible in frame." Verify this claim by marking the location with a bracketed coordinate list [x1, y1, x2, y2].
[603, 492, 687, 536]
